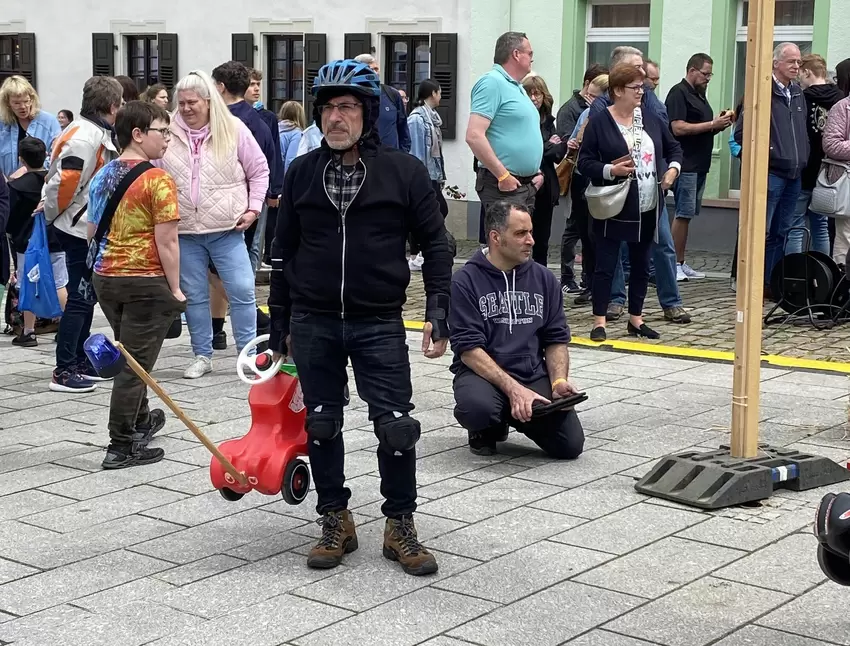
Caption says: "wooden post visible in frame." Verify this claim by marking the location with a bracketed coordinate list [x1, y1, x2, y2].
[730, 0, 775, 458]
[115, 342, 248, 486]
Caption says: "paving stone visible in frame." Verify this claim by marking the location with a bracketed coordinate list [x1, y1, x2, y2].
[0, 463, 86, 497]
[414, 446, 513, 486]
[74, 577, 177, 611]
[512, 449, 649, 489]
[605, 577, 792, 646]
[564, 631, 658, 645]
[529, 474, 647, 519]
[0, 443, 97, 475]
[417, 476, 564, 522]
[0, 489, 72, 521]
[601, 425, 723, 459]
[132, 509, 303, 564]
[295, 588, 498, 646]
[0, 556, 38, 585]
[148, 594, 353, 646]
[0, 605, 93, 643]
[428, 506, 583, 560]
[13, 600, 204, 646]
[152, 554, 249, 586]
[450, 581, 642, 646]
[160, 551, 341, 619]
[264, 474, 383, 522]
[24, 485, 187, 532]
[551, 502, 706, 555]
[575, 385, 647, 409]
[417, 476, 481, 500]
[713, 625, 833, 646]
[714, 533, 826, 594]
[292, 546, 476, 611]
[575, 536, 745, 598]
[677, 505, 813, 551]
[456, 461, 530, 483]
[223, 528, 313, 561]
[757, 582, 850, 643]
[0, 549, 171, 615]
[435, 540, 613, 603]
[141, 489, 275, 526]
[149, 467, 216, 496]
[419, 639, 481, 646]
[0, 401, 102, 428]
[415, 426, 473, 457]
[40, 459, 196, 500]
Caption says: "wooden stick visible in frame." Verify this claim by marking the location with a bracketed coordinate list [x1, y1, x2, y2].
[730, 0, 775, 458]
[116, 342, 248, 486]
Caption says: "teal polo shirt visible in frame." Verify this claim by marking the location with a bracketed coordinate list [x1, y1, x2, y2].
[470, 64, 543, 177]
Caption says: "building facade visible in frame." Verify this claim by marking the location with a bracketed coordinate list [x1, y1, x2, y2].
[2, 0, 848, 238]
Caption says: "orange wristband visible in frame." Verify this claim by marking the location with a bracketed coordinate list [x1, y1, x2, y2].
[497, 170, 511, 182]
[552, 378, 568, 388]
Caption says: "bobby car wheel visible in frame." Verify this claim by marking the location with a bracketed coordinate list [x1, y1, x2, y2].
[282, 459, 310, 505]
[220, 487, 245, 502]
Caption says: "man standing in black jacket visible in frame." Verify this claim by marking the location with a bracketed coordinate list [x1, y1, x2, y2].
[269, 59, 452, 577]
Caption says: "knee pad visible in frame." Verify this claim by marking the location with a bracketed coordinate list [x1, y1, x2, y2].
[306, 413, 342, 442]
[375, 414, 421, 453]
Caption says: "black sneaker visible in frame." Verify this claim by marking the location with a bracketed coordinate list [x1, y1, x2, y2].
[590, 326, 607, 342]
[101, 443, 165, 469]
[49, 369, 96, 393]
[136, 409, 166, 444]
[213, 331, 228, 350]
[468, 425, 508, 456]
[561, 281, 581, 295]
[12, 331, 37, 347]
[574, 290, 592, 306]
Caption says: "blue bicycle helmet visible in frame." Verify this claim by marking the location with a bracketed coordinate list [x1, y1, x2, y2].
[312, 59, 381, 98]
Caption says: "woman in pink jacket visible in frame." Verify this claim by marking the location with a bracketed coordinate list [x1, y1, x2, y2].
[159, 70, 269, 378]
[823, 96, 850, 268]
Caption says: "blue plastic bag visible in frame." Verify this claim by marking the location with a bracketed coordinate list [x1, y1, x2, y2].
[18, 212, 63, 320]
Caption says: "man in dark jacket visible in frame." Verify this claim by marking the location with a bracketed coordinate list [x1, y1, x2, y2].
[556, 63, 607, 140]
[450, 200, 584, 458]
[734, 42, 810, 287]
[269, 59, 451, 577]
[354, 54, 411, 151]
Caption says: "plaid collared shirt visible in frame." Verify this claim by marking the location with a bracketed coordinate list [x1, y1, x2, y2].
[323, 160, 365, 218]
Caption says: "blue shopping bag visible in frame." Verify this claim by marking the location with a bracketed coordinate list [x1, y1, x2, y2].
[18, 212, 63, 320]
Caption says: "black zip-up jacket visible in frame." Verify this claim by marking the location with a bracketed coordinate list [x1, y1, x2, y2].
[555, 91, 589, 141]
[268, 135, 452, 351]
[801, 83, 845, 190]
[734, 78, 809, 180]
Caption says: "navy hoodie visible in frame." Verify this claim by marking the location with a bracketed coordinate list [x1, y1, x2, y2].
[449, 249, 571, 383]
[228, 101, 276, 197]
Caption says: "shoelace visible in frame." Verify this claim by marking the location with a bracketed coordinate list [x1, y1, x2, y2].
[393, 518, 425, 556]
[315, 513, 343, 549]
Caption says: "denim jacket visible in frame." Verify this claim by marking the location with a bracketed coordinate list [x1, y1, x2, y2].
[0, 110, 61, 177]
[407, 110, 446, 182]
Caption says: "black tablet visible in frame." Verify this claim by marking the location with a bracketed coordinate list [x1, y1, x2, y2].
[531, 392, 588, 418]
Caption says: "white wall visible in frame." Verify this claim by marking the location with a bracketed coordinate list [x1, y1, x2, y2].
[657, 1, 713, 101]
[8, 0, 474, 195]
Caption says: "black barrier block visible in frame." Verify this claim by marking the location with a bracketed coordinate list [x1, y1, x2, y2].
[635, 444, 850, 510]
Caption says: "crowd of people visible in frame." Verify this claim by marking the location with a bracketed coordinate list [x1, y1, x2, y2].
[2, 29, 849, 577]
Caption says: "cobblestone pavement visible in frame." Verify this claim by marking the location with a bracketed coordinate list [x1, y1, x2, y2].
[1, 317, 850, 645]
[396, 246, 850, 364]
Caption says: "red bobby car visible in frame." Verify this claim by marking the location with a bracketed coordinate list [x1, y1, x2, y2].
[210, 354, 311, 504]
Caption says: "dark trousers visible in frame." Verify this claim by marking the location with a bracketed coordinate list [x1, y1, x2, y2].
[561, 175, 595, 287]
[290, 312, 417, 519]
[411, 181, 449, 255]
[531, 183, 555, 266]
[452, 368, 584, 460]
[55, 229, 95, 373]
[94, 275, 185, 446]
[593, 235, 652, 318]
[476, 168, 537, 244]
[262, 204, 280, 262]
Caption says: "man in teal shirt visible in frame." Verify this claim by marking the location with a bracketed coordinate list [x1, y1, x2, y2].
[466, 32, 544, 243]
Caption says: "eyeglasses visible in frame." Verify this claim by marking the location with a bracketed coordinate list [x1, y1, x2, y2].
[146, 127, 172, 138]
[696, 69, 714, 79]
[625, 84, 645, 93]
[317, 102, 362, 116]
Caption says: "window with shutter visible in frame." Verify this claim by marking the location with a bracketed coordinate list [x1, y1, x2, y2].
[157, 33, 178, 90]
[344, 34, 372, 60]
[429, 33, 457, 140]
[0, 33, 37, 86]
[232, 34, 255, 68]
[385, 35, 430, 103]
[126, 35, 159, 91]
[91, 33, 115, 77]
[303, 34, 326, 117]
[266, 35, 304, 116]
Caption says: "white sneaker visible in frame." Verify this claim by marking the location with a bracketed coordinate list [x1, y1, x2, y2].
[184, 356, 212, 379]
[676, 263, 688, 282]
[681, 263, 706, 279]
[408, 253, 424, 272]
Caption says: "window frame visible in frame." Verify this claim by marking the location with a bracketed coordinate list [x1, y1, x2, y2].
[265, 34, 305, 117]
[0, 34, 22, 83]
[584, 0, 650, 68]
[384, 34, 431, 103]
[126, 34, 159, 92]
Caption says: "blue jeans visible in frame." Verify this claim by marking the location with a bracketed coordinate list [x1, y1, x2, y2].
[673, 172, 707, 219]
[786, 189, 830, 256]
[179, 231, 256, 358]
[611, 204, 681, 309]
[764, 173, 803, 283]
[247, 205, 269, 273]
[54, 229, 95, 372]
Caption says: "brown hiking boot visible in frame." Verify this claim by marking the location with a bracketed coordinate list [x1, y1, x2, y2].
[383, 516, 438, 576]
[307, 510, 358, 569]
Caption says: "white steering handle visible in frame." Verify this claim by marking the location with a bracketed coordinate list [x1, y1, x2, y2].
[236, 335, 285, 385]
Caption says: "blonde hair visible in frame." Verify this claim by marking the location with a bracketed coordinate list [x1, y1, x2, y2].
[278, 100, 306, 130]
[590, 74, 610, 91]
[174, 70, 237, 161]
[521, 74, 554, 116]
[0, 75, 40, 125]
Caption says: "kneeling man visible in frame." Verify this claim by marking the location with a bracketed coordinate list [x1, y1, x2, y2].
[450, 201, 585, 458]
